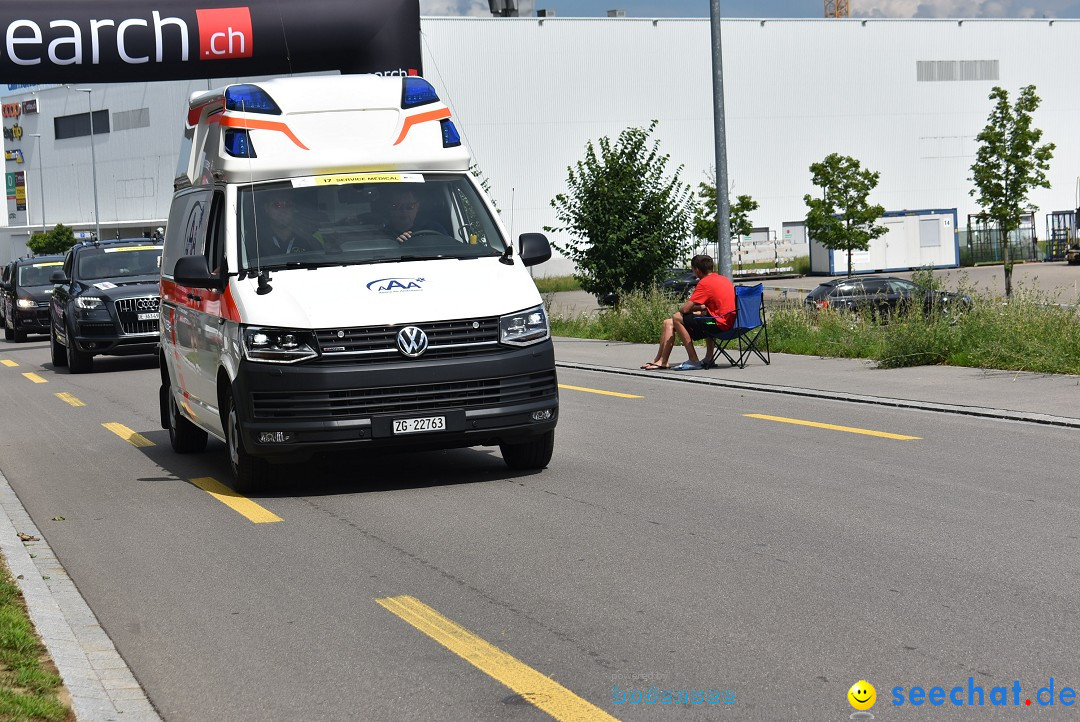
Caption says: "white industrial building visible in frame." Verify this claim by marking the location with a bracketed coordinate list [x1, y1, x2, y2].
[3, 17, 1079, 276]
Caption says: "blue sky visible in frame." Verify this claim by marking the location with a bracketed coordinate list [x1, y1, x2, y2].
[422, 1, 1080, 18]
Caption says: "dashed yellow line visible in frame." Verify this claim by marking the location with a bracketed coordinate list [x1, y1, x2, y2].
[22, 372, 46, 384]
[377, 595, 618, 722]
[55, 392, 85, 407]
[0, 359, 17, 367]
[559, 384, 642, 399]
[745, 413, 921, 440]
[189, 477, 283, 524]
[102, 422, 155, 448]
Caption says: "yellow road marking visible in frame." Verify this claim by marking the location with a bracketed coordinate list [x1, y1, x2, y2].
[0, 359, 17, 367]
[55, 392, 85, 407]
[745, 413, 921, 440]
[190, 477, 283, 524]
[22, 372, 46, 384]
[559, 384, 642, 399]
[377, 595, 618, 722]
[102, 422, 155, 448]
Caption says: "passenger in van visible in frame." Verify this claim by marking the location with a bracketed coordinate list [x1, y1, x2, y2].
[258, 191, 320, 254]
[377, 186, 448, 244]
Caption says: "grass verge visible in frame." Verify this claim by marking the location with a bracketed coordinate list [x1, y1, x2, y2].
[0, 558, 72, 722]
[550, 285, 1080, 375]
[533, 275, 581, 294]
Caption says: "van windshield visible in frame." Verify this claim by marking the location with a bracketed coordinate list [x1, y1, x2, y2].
[237, 174, 506, 271]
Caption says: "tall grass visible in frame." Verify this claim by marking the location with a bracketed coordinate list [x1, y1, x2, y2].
[533, 275, 581, 293]
[550, 285, 1080, 375]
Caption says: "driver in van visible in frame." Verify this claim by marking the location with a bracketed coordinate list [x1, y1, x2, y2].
[377, 186, 447, 244]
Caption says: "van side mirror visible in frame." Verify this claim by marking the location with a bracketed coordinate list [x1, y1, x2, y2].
[49, 270, 68, 284]
[173, 255, 222, 290]
[518, 233, 551, 267]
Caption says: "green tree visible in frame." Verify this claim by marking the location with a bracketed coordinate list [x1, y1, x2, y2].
[969, 85, 1055, 298]
[546, 121, 694, 299]
[26, 223, 77, 256]
[803, 153, 887, 277]
[692, 176, 758, 249]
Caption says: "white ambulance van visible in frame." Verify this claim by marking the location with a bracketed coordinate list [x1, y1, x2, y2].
[158, 75, 558, 490]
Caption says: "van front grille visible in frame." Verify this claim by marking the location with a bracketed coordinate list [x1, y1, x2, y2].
[251, 371, 558, 420]
[314, 317, 504, 363]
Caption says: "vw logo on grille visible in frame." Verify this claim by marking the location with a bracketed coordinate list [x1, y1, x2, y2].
[396, 326, 429, 358]
[135, 297, 158, 311]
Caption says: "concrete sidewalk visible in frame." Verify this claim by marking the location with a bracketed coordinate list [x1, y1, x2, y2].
[553, 337, 1080, 427]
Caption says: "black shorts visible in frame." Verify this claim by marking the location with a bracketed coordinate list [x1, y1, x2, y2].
[684, 315, 715, 341]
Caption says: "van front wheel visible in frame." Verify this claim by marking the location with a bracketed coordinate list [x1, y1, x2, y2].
[167, 385, 208, 453]
[500, 430, 554, 470]
[225, 389, 268, 493]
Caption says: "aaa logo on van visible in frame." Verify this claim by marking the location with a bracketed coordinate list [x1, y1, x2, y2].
[367, 277, 425, 293]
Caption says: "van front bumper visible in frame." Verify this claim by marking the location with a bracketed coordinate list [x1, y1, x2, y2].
[231, 341, 559, 459]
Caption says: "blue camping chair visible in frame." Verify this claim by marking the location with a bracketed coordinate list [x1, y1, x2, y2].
[704, 283, 770, 369]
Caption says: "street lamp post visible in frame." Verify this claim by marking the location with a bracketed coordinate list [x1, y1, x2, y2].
[74, 88, 101, 242]
[28, 133, 45, 234]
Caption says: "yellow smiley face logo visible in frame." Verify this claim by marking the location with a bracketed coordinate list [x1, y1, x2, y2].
[848, 680, 876, 710]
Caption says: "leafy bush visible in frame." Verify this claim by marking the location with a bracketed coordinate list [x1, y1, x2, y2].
[546, 121, 694, 299]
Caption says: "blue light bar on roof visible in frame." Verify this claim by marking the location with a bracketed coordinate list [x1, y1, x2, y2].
[224, 84, 281, 114]
[440, 119, 461, 148]
[401, 77, 439, 108]
[223, 129, 256, 158]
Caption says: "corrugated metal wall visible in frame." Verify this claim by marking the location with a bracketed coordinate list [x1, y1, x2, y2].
[6, 18, 1080, 274]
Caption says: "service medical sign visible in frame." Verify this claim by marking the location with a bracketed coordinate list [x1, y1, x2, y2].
[0, 0, 421, 82]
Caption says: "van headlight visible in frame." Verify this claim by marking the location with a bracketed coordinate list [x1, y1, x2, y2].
[16, 298, 35, 309]
[499, 305, 549, 346]
[242, 326, 319, 363]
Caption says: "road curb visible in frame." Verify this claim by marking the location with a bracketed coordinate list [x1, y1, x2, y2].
[0, 468, 161, 722]
[556, 360, 1080, 428]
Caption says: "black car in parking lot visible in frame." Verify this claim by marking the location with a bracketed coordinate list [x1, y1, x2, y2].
[1, 255, 66, 341]
[50, 238, 163, 373]
[804, 276, 971, 316]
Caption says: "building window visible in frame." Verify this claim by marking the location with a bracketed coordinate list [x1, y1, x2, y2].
[54, 110, 111, 140]
[113, 108, 150, 131]
[916, 60, 999, 82]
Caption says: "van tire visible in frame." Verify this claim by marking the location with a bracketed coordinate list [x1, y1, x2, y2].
[225, 389, 269, 493]
[51, 327, 67, 367]
[66, 323, 92, 373]
[500, 430, 554, 470]
[3, 325, 11, 341]
[166, 384, 208, 453]
[13, 328, 25, 343]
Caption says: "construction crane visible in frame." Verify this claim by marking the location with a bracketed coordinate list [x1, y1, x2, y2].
[825, 0, 850, 17]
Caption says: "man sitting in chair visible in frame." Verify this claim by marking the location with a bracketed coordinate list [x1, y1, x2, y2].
[641, 254, 735, 371]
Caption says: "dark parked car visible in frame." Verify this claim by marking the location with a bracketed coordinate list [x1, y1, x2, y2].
[597, 268, 699, 307]
[2, 255, 65, 342]
[50, 238, 163, 373]
[804, 276, 971, 316]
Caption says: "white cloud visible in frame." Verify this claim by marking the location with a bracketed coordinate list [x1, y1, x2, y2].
[854, 0, 1068, 18]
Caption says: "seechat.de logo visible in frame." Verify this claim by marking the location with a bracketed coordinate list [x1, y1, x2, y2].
[366, 277, 426, 293]
[196, 7, 253, 60]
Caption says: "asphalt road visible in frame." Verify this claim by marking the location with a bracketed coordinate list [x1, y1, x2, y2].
[0, 336, 1078, 720]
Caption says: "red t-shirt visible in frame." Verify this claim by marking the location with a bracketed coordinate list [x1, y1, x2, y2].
[690, 273, 736, 330]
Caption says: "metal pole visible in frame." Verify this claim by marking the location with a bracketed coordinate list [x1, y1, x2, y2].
[76, 88, 101, 241]
[29, 134, 45, 233]
[709, 0, 732, 278]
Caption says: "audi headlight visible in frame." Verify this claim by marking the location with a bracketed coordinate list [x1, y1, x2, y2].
[500, 304, 549, 346]
[16, 298, 35, 309]
[242, 326, 319, 363]
[75, 296, 103, 310]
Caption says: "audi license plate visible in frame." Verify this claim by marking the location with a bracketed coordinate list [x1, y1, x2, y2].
[393, 416, 446, 434]
[137, 312, 159, 321]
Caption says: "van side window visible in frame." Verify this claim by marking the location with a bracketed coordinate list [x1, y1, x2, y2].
[205, 191, 226, 276]
[162, 190, 212, 277]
